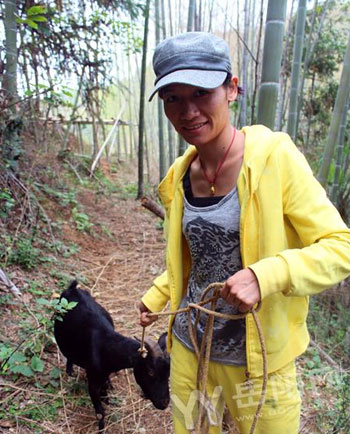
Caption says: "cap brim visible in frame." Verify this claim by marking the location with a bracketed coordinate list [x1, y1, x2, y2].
[148, 69, 227, 101]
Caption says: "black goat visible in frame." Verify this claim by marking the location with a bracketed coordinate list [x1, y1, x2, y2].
[54, 281, 170, 432]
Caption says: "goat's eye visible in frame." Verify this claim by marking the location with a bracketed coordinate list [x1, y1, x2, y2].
[148, 369, 155, 377]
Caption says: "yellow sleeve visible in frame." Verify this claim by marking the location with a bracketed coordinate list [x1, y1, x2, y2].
[141, 270, 170, 312]
[251, 140, 350, 299]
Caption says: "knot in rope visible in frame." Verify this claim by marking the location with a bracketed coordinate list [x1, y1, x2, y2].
[139, 282, 267, 434]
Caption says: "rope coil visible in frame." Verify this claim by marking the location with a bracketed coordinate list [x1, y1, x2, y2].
[141, 282, 267, 434]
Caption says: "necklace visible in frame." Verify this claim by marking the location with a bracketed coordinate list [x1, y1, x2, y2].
[199, 126, 236, 196]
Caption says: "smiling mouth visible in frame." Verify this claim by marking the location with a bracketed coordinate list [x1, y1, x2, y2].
[183, 122, 207, 131]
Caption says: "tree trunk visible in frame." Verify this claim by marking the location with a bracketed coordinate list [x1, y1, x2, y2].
[331, 95, 349, 204]
[63, 68, 85, 150]
[141, 196, 165, 219]
[167, 0, 174, 36]
[257, 0, 288, 130]
[91, 107, 99, 158]
[161, 0, 175, 166]
[155, 0, 166, 181]
[296, 0, 330, 135]
[286, 0, 307, 141]
[127, 50, 134, 160]
[223, 0, 229, 39]
[236, 0, 241, 77]
[208, 0, 215, 33]
[137, 0, 151, 199]
[178, 0, 196, 157]
[239, 0, 250, 127]
[4, 0, 18, 103]
[318, 32, 350, 188]
[276, 0, 296, 131]
[248, 0, 256, 123]
[187, 0, 195, 31]
[305, 72, 316, 149]
[251, 0, 264, 125]
[160, 0, 166, 38]
[3, 0, 22, 171]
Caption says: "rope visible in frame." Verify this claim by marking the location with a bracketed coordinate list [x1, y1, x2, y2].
[140, 282, 267, 434]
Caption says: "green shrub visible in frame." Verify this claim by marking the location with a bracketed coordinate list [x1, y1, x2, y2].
[6, 237, 41, 270]
[0, 188, 15, 219]
[0, 296, 77, 379]
[72, 207, 93, 232]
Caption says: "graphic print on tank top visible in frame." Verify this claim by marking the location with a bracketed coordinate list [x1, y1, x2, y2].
[173, 200, 247, 365]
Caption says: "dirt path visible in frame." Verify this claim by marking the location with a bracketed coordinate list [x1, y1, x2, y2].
[1, 162, 326, 433]
[55, 188, 173, 434]
[65, 188, 321, 434]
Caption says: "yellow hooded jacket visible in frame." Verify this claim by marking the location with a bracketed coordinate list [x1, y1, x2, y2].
[141, 125, 350, 377]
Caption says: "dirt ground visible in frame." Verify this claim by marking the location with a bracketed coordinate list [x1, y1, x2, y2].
[0, 157, 343, 434]
[55, 187, 173, 433]
[0, 156, 175, 433]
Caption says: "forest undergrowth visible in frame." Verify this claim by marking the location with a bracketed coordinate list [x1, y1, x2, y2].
[0, 129, 349, 433]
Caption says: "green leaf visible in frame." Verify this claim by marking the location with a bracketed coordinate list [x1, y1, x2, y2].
[9, 352, 26, 364]
[27, 6, 47, 16]
[36, 298, 51, 306]
[306, 360, 314, 369]
[0, 344, 13, 360]
[31, 356, 44, 372]
[60, 297, 68, 308]
[67, 301, 78, 310]
[26, 19, 39, 30]
[31, 15, 48, 23]
[49, 367, 61, 379]
[11, 364, 34, 377]
[62, 90, 73, 97]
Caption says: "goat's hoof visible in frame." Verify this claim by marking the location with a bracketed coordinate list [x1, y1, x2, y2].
[97, 414, 105, 432]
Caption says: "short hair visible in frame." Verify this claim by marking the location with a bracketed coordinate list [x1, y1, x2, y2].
[223, 73, 244, 95]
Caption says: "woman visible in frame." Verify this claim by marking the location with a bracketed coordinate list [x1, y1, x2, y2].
[139, 32, 350, 434]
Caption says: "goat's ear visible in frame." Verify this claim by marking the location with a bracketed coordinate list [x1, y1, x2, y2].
[157, 332, 168, 354]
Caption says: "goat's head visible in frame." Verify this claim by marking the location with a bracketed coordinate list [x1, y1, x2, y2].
[133, 333, 170, 410]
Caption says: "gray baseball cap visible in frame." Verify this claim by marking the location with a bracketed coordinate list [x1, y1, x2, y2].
[149, 32, 231, 101]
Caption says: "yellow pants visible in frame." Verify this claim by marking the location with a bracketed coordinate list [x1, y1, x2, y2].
[170, 336, 301, 434]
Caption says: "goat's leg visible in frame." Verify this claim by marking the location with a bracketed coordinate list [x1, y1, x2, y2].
[87, 375, 105, 431]
[101, 377, 111, 405]
[66, 359, 74, 376]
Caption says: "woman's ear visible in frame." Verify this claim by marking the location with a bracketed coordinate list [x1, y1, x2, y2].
[227, 76, 239, 102]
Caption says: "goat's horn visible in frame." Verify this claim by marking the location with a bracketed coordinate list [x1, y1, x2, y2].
[144, 338, 163, 359]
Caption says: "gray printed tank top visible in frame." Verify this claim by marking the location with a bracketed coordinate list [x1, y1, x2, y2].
[172, 186, 246, 365]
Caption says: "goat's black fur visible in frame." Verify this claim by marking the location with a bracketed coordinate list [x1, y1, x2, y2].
[54, 280, 170, 432]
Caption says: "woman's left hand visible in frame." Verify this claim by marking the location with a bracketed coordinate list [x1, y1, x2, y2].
[220, 268, 261, 313]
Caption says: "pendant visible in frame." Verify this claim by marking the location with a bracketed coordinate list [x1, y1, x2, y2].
[210, 184, 215, 195]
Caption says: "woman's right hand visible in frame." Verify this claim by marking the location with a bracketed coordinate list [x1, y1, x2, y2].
[139, 301, 158, 327]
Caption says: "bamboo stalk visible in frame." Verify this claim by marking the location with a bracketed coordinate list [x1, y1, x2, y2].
[287, 0, 307, 141]
[257, 0, 288, 130]
[318, 32, 350, 188]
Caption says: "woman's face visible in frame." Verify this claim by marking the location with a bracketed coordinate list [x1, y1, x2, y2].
[160, 79, 237, 147]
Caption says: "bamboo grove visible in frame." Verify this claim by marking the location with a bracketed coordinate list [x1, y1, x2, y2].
[1, 0, 350, 220]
